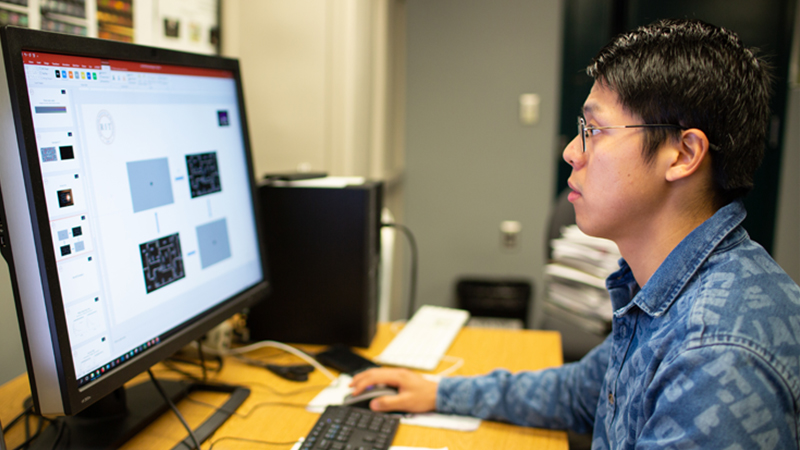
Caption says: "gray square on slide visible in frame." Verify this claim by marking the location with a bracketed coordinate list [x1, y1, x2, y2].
[196, 218, 231, 269]
[127, 158, 175, 213]
[58, 229, 69, 241]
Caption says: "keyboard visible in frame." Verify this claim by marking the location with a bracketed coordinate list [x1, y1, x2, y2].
[375, 305, 470, 371]
[300, 405, 399, 450]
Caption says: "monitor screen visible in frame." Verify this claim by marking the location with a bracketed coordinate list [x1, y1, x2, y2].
[0, 26, 269, 421]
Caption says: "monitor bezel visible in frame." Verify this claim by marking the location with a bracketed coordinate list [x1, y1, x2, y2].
[0, 26, 270, 416]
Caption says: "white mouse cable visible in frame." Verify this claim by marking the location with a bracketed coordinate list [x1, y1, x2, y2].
[201, 340, 338, 383]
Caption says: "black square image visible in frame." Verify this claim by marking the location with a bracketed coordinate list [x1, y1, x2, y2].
[60, 146, 75, 160]
[72, 226, 83, 237]
[60, 245, 71, 256]
[57, 189, 74, 208]
[140, 233, 185, 294]
[186, 152, 221, 198]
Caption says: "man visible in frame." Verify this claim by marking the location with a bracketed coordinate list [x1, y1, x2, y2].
[351, 19, 800, 449]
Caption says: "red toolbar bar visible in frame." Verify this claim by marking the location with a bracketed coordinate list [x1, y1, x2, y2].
[22, 51, 233, 78]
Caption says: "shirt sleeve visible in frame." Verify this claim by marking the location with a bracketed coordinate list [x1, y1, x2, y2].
[632, 343, 799, 449]
[436, 334, 612, 433]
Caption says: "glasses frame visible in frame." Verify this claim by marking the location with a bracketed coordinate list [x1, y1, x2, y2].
[577, 116, 687, 153]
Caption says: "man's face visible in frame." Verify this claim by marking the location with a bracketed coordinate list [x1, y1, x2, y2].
[562, 81, 670, 243]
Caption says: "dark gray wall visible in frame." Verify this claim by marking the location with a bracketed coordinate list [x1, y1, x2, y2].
[403, 0, 564, 324]
[775, 88, 800, 283]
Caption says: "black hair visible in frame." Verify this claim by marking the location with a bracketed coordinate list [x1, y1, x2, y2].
[587, 19, 772, 203]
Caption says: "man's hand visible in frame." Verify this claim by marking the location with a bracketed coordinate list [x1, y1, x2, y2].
[349, 368, 439, 413]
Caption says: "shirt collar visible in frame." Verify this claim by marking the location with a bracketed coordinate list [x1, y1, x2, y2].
[607, 200, 747, 317]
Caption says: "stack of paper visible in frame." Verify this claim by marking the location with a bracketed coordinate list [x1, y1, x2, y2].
[544, 225, 621, 335]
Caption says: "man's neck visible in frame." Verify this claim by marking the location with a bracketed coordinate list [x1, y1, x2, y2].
[615, 197, 717, 288]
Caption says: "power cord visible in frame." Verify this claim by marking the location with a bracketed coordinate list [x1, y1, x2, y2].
[197, 338, 208, 383]
[1, 406, 32, 436]
[182, 396, 308, 422]
[1, 404, 55, 450]
[208, 436, 297, 449]
[381, 223, 418, 320]
[147, 369, 201, 450]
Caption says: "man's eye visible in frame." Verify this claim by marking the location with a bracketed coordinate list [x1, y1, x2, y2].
[585, 127, 601, 137]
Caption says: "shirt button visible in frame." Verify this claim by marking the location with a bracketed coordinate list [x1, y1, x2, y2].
[608, 392, 615, 405]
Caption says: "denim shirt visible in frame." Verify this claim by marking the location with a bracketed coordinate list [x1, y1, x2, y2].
[437, 200, 800, 449]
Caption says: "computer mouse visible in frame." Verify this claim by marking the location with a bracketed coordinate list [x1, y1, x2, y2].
[341, 385, 399, 409]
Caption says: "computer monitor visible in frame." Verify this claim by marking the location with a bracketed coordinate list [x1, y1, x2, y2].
[0, 26, 269, 447]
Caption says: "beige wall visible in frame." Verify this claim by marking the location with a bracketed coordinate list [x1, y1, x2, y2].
[221, 0, 405, 181]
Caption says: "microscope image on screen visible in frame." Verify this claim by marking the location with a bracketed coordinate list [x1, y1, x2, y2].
[186, 151, 222, 198]
[140, 233, 185, 294]
[126, 157, 175, 213]
[57, 188, 74, 208]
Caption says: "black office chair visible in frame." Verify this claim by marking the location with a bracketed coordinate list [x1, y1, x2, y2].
[455, 278, 532, 328]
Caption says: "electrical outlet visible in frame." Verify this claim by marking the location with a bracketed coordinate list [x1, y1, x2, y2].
[500, 220, 522, 250]
[519, 93, 540, 126]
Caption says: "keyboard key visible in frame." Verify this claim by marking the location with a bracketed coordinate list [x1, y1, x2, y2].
[302, 406, 399, 450]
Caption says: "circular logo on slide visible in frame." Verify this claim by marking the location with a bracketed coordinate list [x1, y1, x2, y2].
[96, 110, 114, 144]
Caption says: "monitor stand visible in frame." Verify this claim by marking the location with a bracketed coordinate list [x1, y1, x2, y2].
[24, 380, 249, 450]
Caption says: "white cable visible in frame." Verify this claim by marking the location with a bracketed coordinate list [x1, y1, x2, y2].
[201, 340, 338, 382]
[435, 355, 464, 378]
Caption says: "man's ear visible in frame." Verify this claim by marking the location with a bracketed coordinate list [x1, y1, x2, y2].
[665, 129, 712, 182]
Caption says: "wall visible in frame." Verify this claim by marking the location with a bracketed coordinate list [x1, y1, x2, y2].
[0, 258, 26, 384]
[222, 0, 410, 319]
[403, 0, 564, 324]
[775, 4, 800, 283]
[221, 0, 406, 181]
[222, 1, 332, 176]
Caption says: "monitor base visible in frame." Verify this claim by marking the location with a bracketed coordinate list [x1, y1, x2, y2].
[25, 380, 249, 450]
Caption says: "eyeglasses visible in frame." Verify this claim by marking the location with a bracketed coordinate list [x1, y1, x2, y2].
[577, 116, 686, 153]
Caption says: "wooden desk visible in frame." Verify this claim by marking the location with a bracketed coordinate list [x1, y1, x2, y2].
[0, 324, 568, 450]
